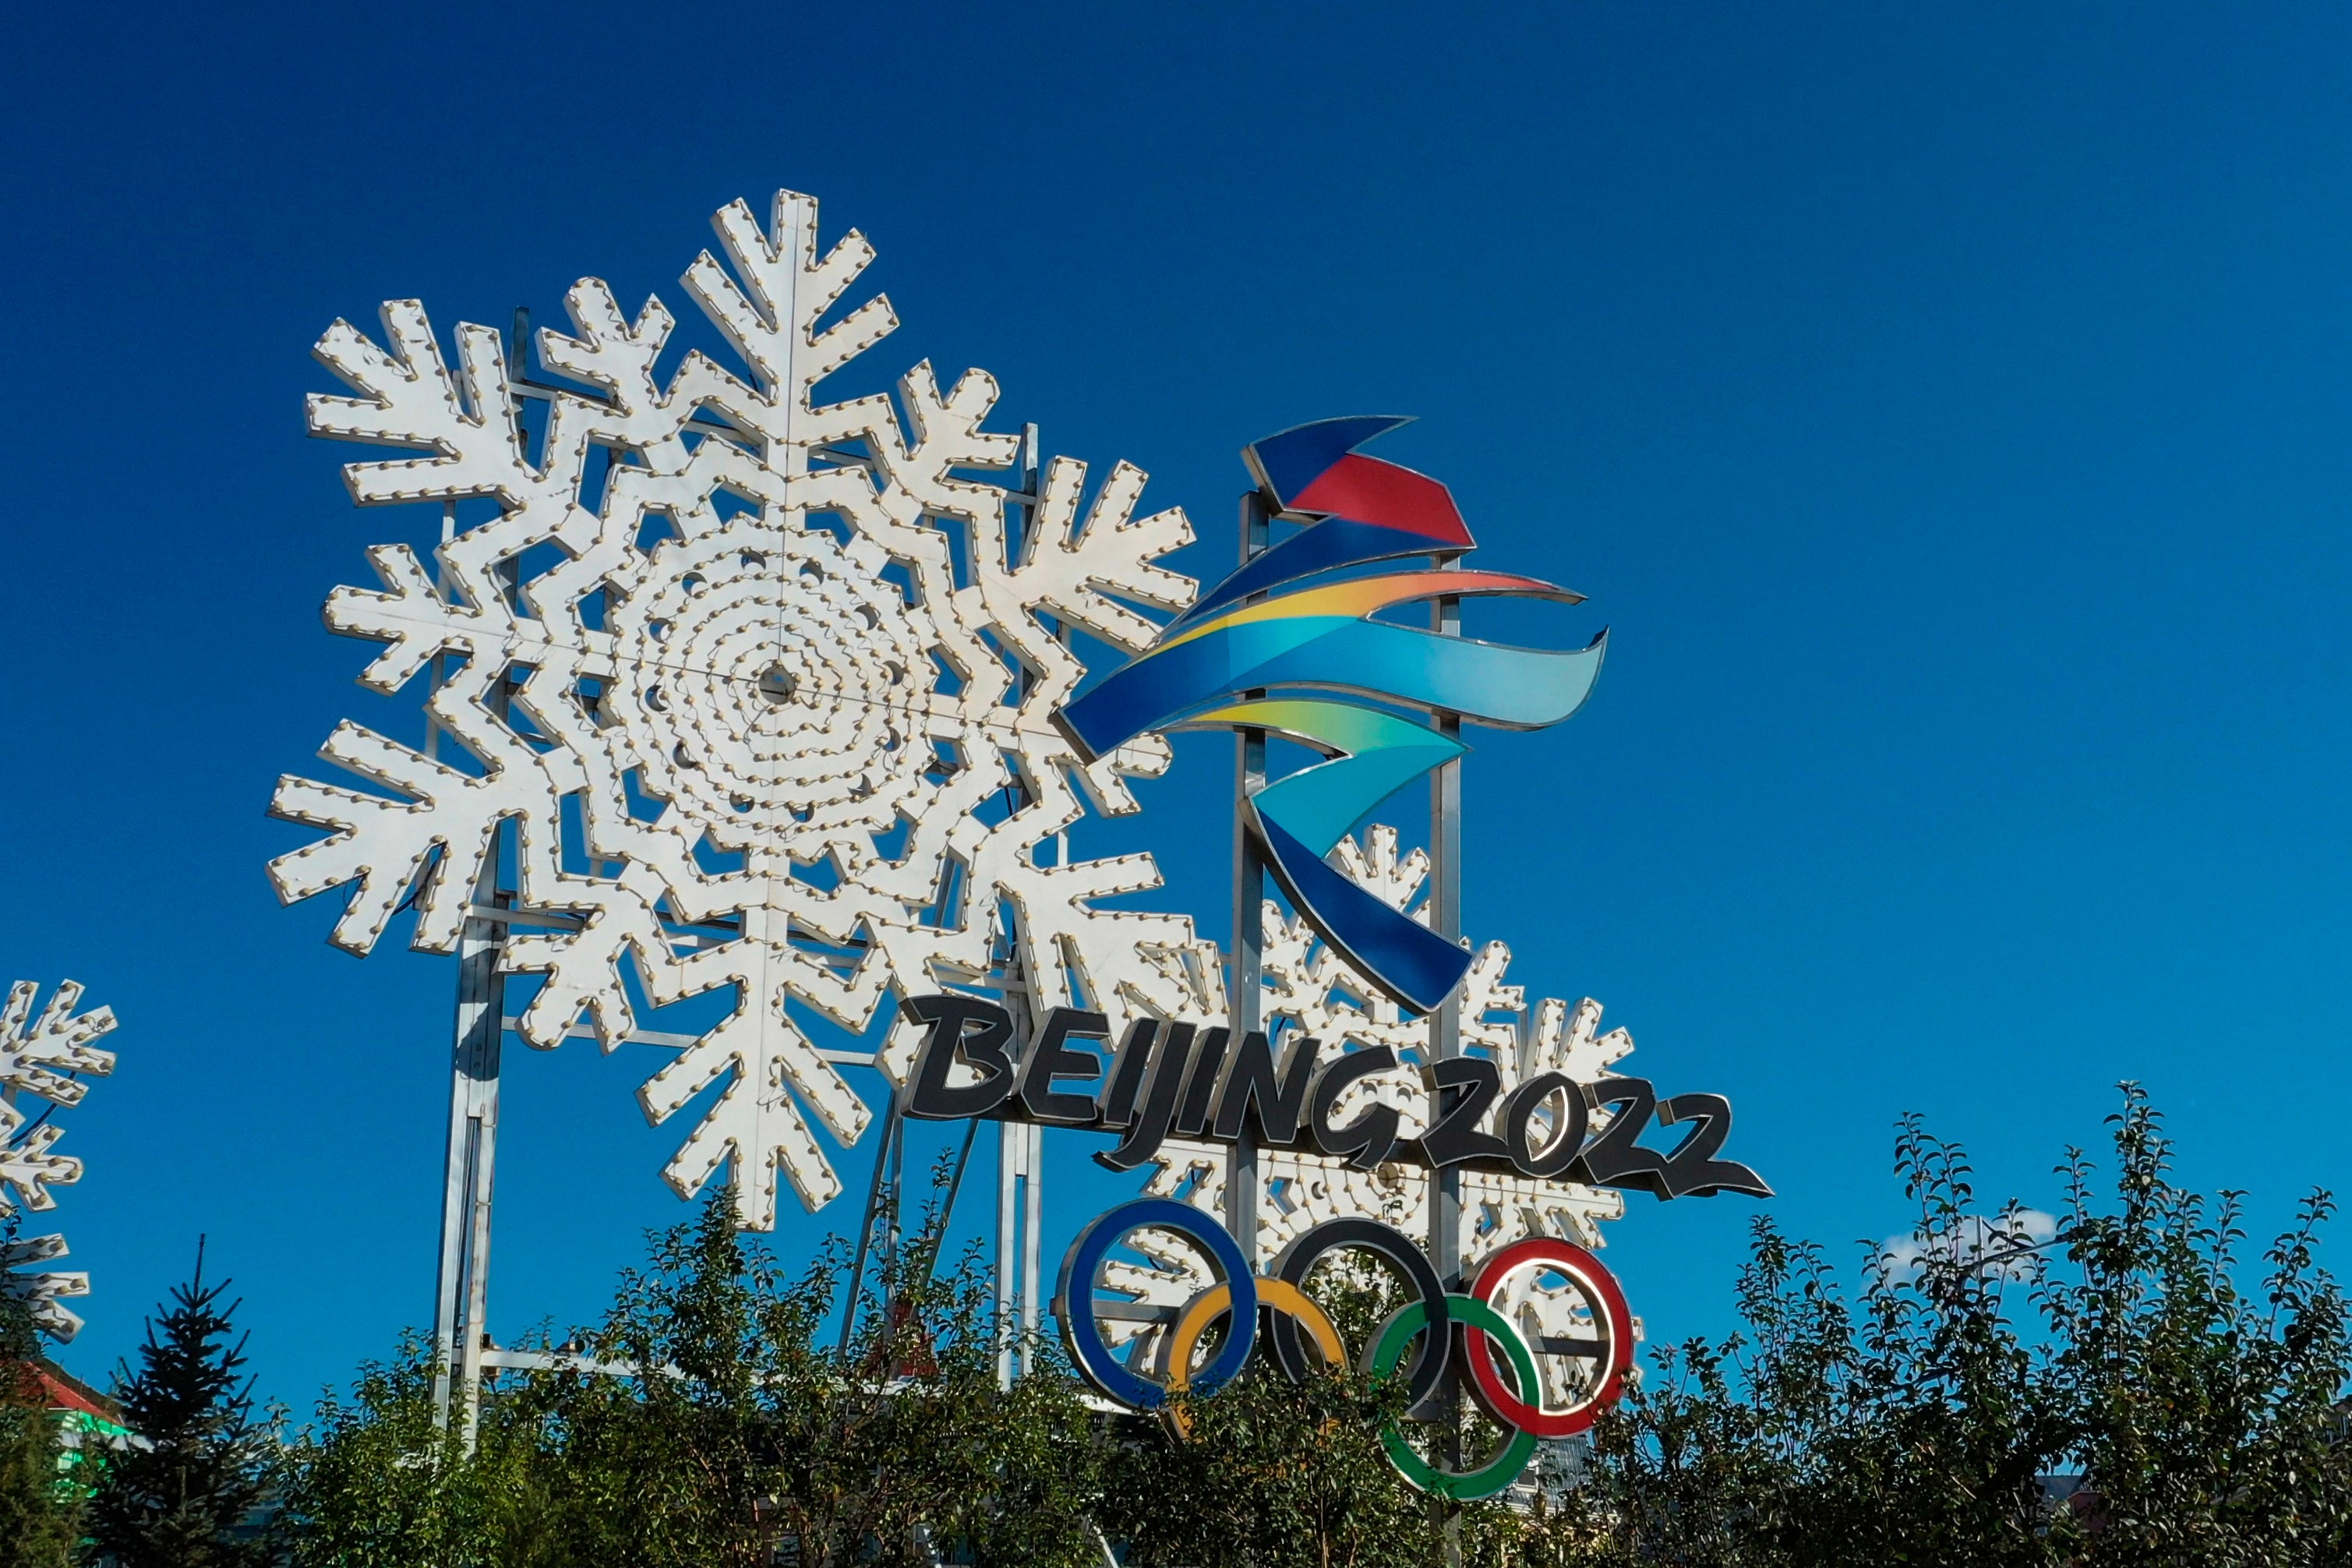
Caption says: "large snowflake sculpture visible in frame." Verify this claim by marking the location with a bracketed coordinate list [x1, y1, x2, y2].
[0, 980, 117, 1341]
[1107, 827, 1637, 1397]
[269, 191, 1202, 1227]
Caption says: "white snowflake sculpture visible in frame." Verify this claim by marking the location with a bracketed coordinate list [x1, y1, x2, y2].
[1110, 827, 1637, 1398]
[0, 980, 118, 1341]
[270, 190, 1202, 1227]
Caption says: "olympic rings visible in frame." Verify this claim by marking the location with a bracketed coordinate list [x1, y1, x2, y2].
[1052, 1201, 1633, 1496]
[1162, 1277, 1347, 1439]
[1268, 1216, 1453, 1416]
[1167, 1277, 1347, 1390]
[1368, 1294, 1542, 1501]
[1463, 1238, 1634, 1439]
[1057, 1198, 1255, 1408]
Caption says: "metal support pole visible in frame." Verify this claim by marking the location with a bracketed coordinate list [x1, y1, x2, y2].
[888, 1090, 906, 1250]
[994, 422, 1044, 1389]
[996, 1118, 1019, 1386]
[431, 510, 514, 1447]
[432, 830, 507, 1443]
[995, 1108, 1042, 1385]
[839, 1090, 903, 1356]
[1429, 569, 1465, 1557]
[1022, 1119, 1043, 1372]
[1427, 605, 1464, 1281]
[1226, 489, 1272, 1266]
[1022, 424, 1048, 1376]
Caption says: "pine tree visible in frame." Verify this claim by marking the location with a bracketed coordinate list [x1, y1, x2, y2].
[86, 1243, 273, 1568]
[0, 1264, 79, 1568]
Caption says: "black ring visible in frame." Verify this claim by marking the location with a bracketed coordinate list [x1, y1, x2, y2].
[1269, 1216, 1452, 1415]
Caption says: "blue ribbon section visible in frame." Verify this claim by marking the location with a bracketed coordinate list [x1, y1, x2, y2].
[1050, 419, 1607, 1015]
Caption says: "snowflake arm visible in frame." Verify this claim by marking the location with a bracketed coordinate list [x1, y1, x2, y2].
[0, 980, 116, 1104]
[273, 190, 1202, 1228]
[0, 980, 117, 1342]
[0, 1233, 87, 1343]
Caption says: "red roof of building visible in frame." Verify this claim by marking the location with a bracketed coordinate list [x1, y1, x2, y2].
[6, 1358, 121, 1423]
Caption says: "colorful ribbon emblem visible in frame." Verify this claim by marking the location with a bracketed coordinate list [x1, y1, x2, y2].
[1054, 418, 1607, 1014]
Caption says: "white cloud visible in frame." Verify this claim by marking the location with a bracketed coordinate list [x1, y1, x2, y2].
[1878, 1209, 2060, 1284]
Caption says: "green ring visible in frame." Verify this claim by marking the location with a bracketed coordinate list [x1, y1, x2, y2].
[1368, 1293, 1542, 1501]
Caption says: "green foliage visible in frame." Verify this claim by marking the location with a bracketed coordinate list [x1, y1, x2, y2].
[1103, 1356, 1439, 1568]
[0, 1262, 81, 1568]
[281, 1172, 1114, 1568]
[274, 1336, 542, 1568]
[85, 1247, 274, 1568]
[1097, 1252, 1557, 1568]
[1554, 1084, 2352, 1566]
[514, 1174, 1109, 1566]
[2048, 1093, 2352, 1562]
[275, 1089, 2352, 1566]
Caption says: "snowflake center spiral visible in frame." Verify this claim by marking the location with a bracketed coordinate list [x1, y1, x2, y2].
[609, 518, 938, 856]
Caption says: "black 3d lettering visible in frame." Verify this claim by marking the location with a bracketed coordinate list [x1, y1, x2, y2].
[1418, 1056, 1512, 1169]
[1656, 1093, 1773, 1198]
[1097, 1019, 1161, 1128]
[1019, 1007, 1110, 1125]
[1577, 1077, 1670, 1196]
[1171, 1027, 1231, 1138]
[888, 996, 1766, 1202]
[1307, 1047, 1402, 1171]
[1499, 1071, 1587, 1179]
[903, 994, 1019, 1121]
[1210, 1031, 1318, 1145]
[1096, 1023, 1196, 1172]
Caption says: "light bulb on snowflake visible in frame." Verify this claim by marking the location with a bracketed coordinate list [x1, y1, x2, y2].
[0, 980, 117, 1342]
[268, 190, 1216, 1228]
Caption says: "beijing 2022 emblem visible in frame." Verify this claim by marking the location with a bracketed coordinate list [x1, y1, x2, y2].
[913, 419, 1768, 1497]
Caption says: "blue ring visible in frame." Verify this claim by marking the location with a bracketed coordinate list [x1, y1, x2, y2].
[1054, 1198, 1256, 1408]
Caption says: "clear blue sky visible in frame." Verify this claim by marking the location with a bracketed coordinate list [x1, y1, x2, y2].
[5, 2, 2349, 1407]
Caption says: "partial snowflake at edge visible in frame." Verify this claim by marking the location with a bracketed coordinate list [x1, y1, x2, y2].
[0, 980, 118, 1340]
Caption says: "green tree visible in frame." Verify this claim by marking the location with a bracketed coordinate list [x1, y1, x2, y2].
[2045, 1089, 2352, 1563]
[0, 1252, 81, 1568]
[282, 1171, 1117, 1567]
[1102, 1355, 1447, 1568]
[85, 1245, 274, 1568]
[276, 1334, 545, 1568]
[275, 1087, 2352, 1566]
[528, 1171, 1111, 1567]
[1097, 1252, 1554, 1568]
[1552, 1086, 2352, 1567]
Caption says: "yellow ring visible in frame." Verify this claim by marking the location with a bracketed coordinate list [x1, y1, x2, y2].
[1163, 1277, 1346, 1439]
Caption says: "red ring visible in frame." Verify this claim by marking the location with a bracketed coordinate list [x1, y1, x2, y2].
[1464, 1238, 1633, 1439]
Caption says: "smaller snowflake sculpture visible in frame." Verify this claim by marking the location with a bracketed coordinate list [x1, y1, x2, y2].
[0, 980, 118, 1341]
[1107, 827, 1638, 1407]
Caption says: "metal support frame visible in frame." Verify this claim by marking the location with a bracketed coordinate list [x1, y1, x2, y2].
[1225, 491, 1273, 1266]
[429, 874, 504, 1444]
[839, 1084, 906, 1358]
[430, 509, 513, 1443]
[1427, 577, 1464, 1282]
[1429, 565, 1465, 1556]
[995, 422, 1049, 1388]
[996, 1116, 1044, 1385]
